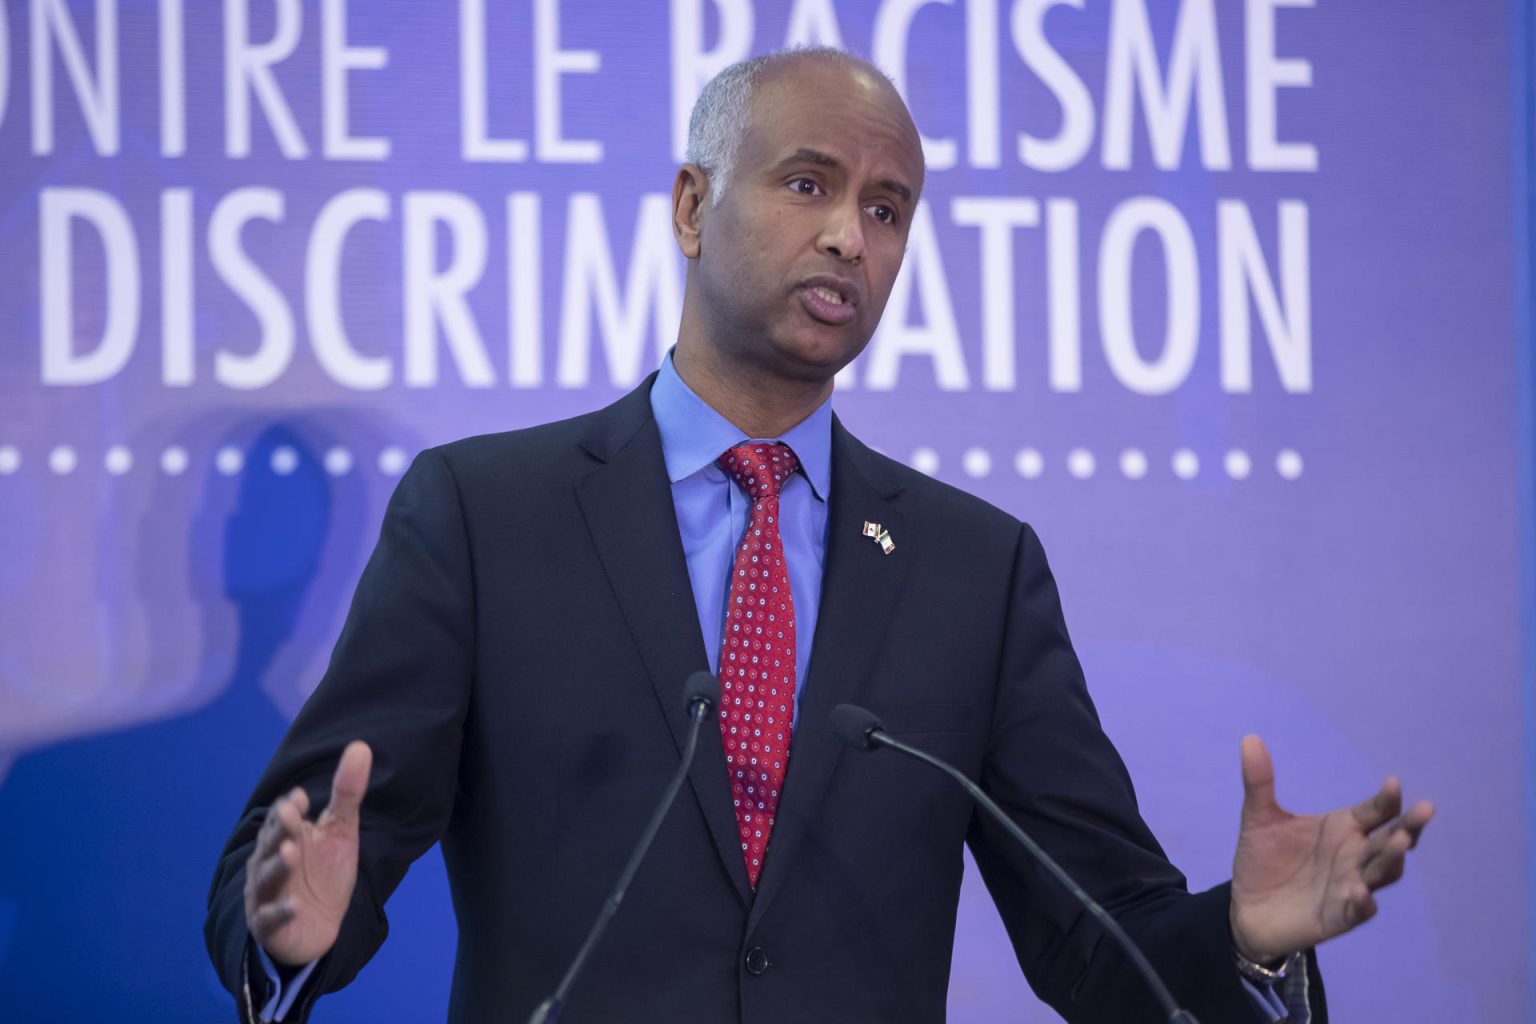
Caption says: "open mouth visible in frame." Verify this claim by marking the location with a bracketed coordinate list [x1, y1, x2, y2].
[797, 278, 859, 325]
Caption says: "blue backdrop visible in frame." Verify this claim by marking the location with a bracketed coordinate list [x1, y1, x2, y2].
[0, 1, 1531, 1020]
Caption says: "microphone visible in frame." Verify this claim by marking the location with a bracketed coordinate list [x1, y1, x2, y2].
[829, 704, 1201, 1024]
[527, 672, 719, 1024]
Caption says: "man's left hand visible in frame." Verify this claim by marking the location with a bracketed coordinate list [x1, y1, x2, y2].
[1229, 734, 1434, 964]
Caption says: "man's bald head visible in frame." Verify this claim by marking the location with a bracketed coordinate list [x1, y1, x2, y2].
[686, 48, 922, 205]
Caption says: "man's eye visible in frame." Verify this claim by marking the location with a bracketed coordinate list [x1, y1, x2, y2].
[790, 178, 823, 196]
[867, 204, 897, 225]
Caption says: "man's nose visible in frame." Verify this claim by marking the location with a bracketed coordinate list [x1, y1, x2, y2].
[816, 201, 866, 263]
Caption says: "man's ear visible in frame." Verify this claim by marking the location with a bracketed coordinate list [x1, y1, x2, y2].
[672, 164, 709, 259]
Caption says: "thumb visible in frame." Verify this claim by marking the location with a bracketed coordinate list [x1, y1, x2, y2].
[321, 740, 372, 829]
[1239, 734, 1279, 820]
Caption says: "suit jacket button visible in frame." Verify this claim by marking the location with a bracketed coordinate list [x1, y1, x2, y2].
[744, 947, 769, 976]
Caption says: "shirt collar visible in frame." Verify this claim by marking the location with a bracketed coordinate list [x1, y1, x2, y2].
[651, 351, 832, 502]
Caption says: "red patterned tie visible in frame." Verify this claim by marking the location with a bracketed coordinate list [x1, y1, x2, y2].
[717, 442, 800, 888]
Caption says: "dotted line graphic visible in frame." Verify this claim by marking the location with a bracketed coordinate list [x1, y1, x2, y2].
[918, 447, 1305, 482]
[0, 444, 414, 478]
[0, 444, 1304, 483]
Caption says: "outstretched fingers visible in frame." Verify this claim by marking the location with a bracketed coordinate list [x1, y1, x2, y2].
[1401, 799, 1435, 847]
[246, 789, 306, 912]
[1350, 777, 1402, 832]
[250, 839, 297, 903]
[1359, 828, 1411, 888]
[246, 828, 300, 944]
[1358, 799, 1435, 890]
[255, 787, 308, 849]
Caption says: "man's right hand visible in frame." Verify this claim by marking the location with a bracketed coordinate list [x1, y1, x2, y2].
[244, 740, 373, 966]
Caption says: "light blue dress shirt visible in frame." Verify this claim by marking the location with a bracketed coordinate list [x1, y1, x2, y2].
[649, 352, 831, 715]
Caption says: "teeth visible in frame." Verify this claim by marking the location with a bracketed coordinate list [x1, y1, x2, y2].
[811, 286, 844, 305]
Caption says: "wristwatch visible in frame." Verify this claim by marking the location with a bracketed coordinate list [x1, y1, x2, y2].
[1233, 946, 1305, 986]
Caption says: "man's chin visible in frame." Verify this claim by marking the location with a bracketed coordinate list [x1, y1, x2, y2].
[774, 350, 861, 386]
[772, 329, 870, 380]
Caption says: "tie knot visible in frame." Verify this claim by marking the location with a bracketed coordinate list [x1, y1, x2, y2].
[718, 442, 800, 500]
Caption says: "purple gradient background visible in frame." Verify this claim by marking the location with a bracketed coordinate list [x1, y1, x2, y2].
[0, 1, 1527, 1020]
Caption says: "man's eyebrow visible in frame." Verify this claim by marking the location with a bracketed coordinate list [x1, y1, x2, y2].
[775, 148, 915, 204]
[777, 147, 841, 170]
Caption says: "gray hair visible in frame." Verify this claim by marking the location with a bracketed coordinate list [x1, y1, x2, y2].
[685, 47, 880, 204]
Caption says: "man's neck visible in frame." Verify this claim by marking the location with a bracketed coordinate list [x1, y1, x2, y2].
[672, 344, 832, 439]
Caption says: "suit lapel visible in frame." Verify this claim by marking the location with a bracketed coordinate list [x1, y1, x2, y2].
[574, 380, 754, 906]
[747, 418, 911, 932]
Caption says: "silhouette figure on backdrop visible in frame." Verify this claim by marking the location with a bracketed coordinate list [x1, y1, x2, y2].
[0, 425, 454, 1022]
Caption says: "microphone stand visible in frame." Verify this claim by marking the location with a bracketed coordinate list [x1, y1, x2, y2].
[835, 705, 1200, 1024]
[527, 687, 715, 1024]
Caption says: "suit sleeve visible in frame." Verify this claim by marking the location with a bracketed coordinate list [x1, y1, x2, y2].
[205, 448, 477, 1022]
[966, 523, 1326, 1023]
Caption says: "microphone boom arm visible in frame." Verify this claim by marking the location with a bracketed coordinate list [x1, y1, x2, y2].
[867, 728, 1200, 1024]
[528, 692, 714, 1024]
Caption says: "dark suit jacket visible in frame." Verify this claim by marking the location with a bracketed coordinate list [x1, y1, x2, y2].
[207, 377, 1326, 1023]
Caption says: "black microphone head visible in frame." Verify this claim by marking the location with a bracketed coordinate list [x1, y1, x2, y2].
[683, 671, 718, 716]
[829, 704, 885, 750]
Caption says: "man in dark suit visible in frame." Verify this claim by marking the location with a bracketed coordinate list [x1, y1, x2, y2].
[208, 48, 1432, 1023]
